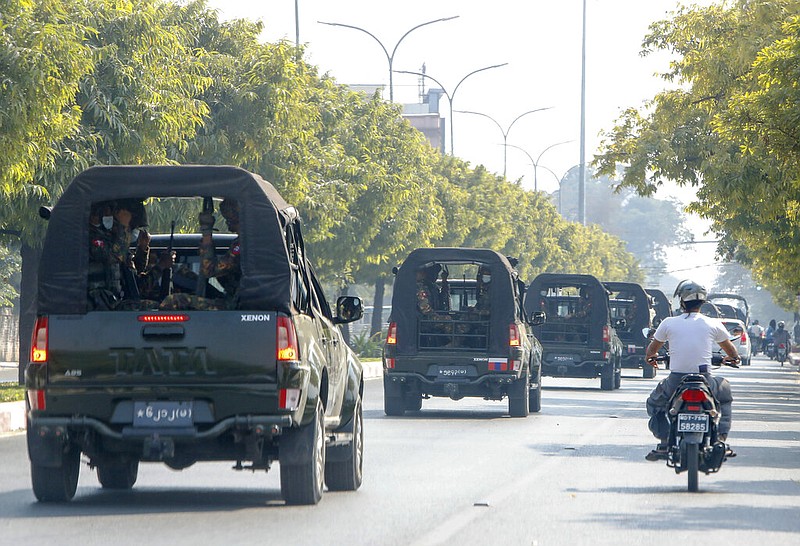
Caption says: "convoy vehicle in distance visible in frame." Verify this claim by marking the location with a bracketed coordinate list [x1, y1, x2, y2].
[525, 273, 623, 390]
[27, 165, 365, 505]
[707, 293, 750, 326]
[382, 248, 544, 417]
[645, 288, 673, 326]
[604, 281, 654, 378]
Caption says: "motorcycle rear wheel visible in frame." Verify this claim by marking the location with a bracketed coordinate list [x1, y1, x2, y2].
[686, 442, 699, 492]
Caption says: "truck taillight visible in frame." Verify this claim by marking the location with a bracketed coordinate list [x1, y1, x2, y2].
[27, 389, 46, 411]
[31, 316, 49, 363]
[509, 324, 521, 347]
[602, 325, 610, 343]
[277, 316, 299, 361]
[386, 322, 397, 345]
[385, 357, 395, 369]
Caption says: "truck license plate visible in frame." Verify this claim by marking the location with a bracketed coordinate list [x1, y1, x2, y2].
[437, 366, 470, 378]
[133, 401, 193, 428]
[677, 413, 708, 433]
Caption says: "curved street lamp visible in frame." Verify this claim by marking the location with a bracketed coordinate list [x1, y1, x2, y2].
[394, 63, 508, 155]
[457, 108, 552, 179]
[318, 16, 459, 102]
[531, 163, 581, 215]
[504, 140, 574, 191]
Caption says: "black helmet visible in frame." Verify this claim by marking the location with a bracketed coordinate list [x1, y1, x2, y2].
[673, 279, 707, 303]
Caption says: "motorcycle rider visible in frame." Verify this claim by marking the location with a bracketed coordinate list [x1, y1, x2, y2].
[764, 319, 777, 356]
[772, 320, 791, 365]
[643, 280, 739, 461]
[748, 320, 764, 355]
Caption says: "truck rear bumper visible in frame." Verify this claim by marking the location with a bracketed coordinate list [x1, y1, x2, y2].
[384, 371, 520, 400]
[30, 414, 293, 442]
[542, 361, 609, 378]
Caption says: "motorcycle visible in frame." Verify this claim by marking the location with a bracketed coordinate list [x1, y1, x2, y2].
[776, 342, 788, 366]
[647, 353, 738, 492]
[765, 339, 775, 360]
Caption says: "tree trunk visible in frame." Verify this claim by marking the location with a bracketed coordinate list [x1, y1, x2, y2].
[370, 277, 386, 337]
[18, 242, 41, 384]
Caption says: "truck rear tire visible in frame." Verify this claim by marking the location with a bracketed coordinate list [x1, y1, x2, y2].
[325, 396, 364, 492]
[383, 377, 405, 416]
[280, 401, 326, 505]
[97, 457, 139, 490]
[508, 372, 530, 418]
[31, 443, 81, 502]
[643, 365, 656, 379]
[528, 384, 542, 413]
[600, 363, 615, 391]
[403, 393, 423, 412]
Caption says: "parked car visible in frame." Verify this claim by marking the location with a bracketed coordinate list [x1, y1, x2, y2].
[382, 248, 544, 417]
[525, 273, 623, 391]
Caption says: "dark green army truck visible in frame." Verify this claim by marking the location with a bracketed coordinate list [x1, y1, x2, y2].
[382, 248, 545, 417]
[603, 281, 654, 378]
[524, 273, 623, 390]
[26, 165, 365, 505]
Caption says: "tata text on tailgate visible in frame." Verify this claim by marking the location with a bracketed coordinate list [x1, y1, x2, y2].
[27, 165, 365, 505]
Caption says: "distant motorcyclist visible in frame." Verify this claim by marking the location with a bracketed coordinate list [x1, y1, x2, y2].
[764, 319, 776, 356]
[643, 280, 739, 461]
[773, 321, 791, 365]
[748, 320, 764, 355]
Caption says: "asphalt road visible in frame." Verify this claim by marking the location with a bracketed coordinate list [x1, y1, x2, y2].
[1, 356, 798, 545]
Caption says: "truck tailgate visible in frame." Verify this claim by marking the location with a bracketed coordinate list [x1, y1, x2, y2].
[46, 311, 278, 385]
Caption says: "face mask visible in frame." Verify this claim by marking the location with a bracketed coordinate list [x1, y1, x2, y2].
[482, 275, 491, 284]
[131, 228, 140, 241]
[102, 216, 113, 230]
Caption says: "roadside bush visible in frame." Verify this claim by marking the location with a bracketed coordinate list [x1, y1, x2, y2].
[350, 330, 384, 359]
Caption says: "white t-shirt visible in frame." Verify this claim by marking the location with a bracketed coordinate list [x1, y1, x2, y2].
[652, 312, 730, 373]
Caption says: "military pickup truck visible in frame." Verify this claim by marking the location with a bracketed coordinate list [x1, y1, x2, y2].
[603, 281, 654, 378]
[525, 273, 623, 390]
[26, 165, 365, 505]
[382, 248, 545, 417]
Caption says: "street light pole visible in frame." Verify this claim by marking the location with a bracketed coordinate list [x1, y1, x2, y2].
[395, 63, 508, 155]
[578, 0, 587, 225]
[318, 16, 459, 102]
[503, 140, 573, 191]
[457, 108, 552, 179]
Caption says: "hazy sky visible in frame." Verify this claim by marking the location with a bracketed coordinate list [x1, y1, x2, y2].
[205, 0, 722, 288]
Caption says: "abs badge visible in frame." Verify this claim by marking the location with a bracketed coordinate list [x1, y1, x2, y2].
[487, 358, 509, 371]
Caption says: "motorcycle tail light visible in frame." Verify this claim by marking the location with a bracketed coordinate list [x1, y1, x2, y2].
[779, 343, 786, 349]
[681, 389, 708, 403]
[686, 404, 701, 411]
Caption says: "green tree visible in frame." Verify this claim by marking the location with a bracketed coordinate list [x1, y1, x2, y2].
[594, 0, 800, 308]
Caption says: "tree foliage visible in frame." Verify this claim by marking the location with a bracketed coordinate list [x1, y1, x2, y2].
[594, 0, 800, 308]
[0, 0, 643, 319]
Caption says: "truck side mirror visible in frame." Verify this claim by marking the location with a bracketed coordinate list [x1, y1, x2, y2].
[334, 296, 363, 324]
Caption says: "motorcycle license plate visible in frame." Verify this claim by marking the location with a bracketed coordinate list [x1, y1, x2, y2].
[677, 413, 708, 433]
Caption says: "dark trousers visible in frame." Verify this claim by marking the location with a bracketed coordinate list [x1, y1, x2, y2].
[646, 372, 733, 443]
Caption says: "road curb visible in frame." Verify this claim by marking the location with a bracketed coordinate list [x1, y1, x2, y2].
[0, 401, 25, 434]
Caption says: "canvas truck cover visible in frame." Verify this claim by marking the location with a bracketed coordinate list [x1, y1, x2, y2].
[389, 247, 520, 355]
[38, 165, 296, 314]
[524, 273, 611, 335]
[603, 281, 651, 332]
